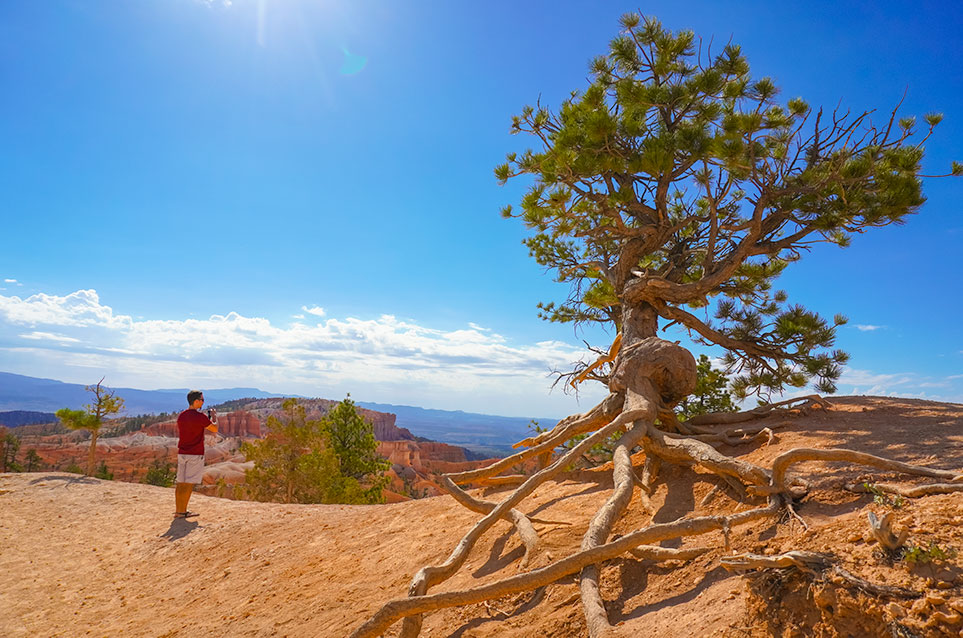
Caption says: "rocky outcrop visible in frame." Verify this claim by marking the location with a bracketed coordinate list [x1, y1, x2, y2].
[140, 410, 261, 438]
[19, 432, 245, 482]
[377, 440, 474, 470]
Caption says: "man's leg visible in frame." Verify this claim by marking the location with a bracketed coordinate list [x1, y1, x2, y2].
[175, 482, 194, 514]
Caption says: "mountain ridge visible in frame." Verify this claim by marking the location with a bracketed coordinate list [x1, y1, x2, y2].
[0, 372, 555, 451]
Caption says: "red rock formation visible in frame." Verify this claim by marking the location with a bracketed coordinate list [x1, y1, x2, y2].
[216, 411, 261, 437]
[140, 420, 176, 437]
[16, 398, 499, 497]
[140, 410, 261, 438]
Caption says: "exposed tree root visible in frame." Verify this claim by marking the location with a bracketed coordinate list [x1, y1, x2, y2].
[509, 392, 625, 451]
[866, 511, 909, 552]
[770, 447, 963, 494]
[351, 503, 781, 638]
[471, 475, 527, 486]
[644, 424, 771, 487]
[579, 424, 650, 638]
[721, 550, 921, 599]
[353, 389, 963, 637]
[397, 407, 648, 637]
[686, 395, 830, 427]
[449, 392, 624, 485]
[439, 477, 539, 569]
[627, 544, 711, 562]
[684, 422, 784, 447]
[846, 481, 963, 498]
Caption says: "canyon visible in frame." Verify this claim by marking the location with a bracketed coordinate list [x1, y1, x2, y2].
[11, 397, 495, 502]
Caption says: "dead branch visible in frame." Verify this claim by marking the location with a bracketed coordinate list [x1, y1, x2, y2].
[846, 481, 963, 498]
[721, 550, 920, 599]
[866, 511, 908, 552]
[351, 503, 781, 638]
[687, 395, 829, 427]
[569, 333, 622, 389]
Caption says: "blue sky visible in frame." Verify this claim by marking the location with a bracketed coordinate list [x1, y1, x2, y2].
[1, 0, 961, 417]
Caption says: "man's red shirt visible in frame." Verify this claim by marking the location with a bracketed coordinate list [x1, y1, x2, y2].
[177, 409, 212, 455]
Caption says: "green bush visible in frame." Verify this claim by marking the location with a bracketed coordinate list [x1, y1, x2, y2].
[142, 459, 176, 487]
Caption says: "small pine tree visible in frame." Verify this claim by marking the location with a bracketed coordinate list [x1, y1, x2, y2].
[676, 355, 737, 420]
[24, 448, 42, 472]
[55, 379, 125, 476]
[323, 396, 390, 503]
[0, 427, 22, 472]
[93, 460, 113, 480]
[242, 398, 388, 505]
[142, 459, 176, 487]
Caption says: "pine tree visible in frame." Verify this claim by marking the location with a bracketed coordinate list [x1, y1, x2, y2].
[495, 14, 959, 404]
[323, 396, 390, 502]
[241, 398, 388, 505]
[55, 379, 125, 476]
[357, 16, 962, 637]
[676, 355, 737, 420]
[24, 449, 42, 472]
[142, 458, 176, 487]
[0, 427, 21, 472]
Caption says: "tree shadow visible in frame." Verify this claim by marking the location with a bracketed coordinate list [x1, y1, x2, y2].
[610, 564, 731, 624]
[650, 466, 696, 549]
[473, 528, 526, 578]
[161, 518, 200, 541]
[29, 473, 97, 487]
[527, 479, 610, 518]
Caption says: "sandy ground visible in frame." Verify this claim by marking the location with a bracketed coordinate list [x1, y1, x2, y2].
[1, 396, 962, 637]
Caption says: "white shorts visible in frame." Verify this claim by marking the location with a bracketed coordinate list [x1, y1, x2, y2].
[176, 454, 205, 484]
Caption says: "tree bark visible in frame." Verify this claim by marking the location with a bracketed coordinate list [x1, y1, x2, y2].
[87, 429, 99, 476]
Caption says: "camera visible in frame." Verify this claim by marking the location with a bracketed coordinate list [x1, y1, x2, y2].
[207, 408, 217, 421]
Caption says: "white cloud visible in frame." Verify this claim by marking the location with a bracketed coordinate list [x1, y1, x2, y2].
[19, 331, 81, 343]
[301, 305, 326, 317]
[0, 288, 604, 416]
[856, 324, 883, 331]
[0, 289, 133, 330]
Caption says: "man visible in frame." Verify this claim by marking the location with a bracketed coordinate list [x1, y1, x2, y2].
[174, 390, 218, 519]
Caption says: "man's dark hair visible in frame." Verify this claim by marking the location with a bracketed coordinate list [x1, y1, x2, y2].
[187, 390, 204, 405]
